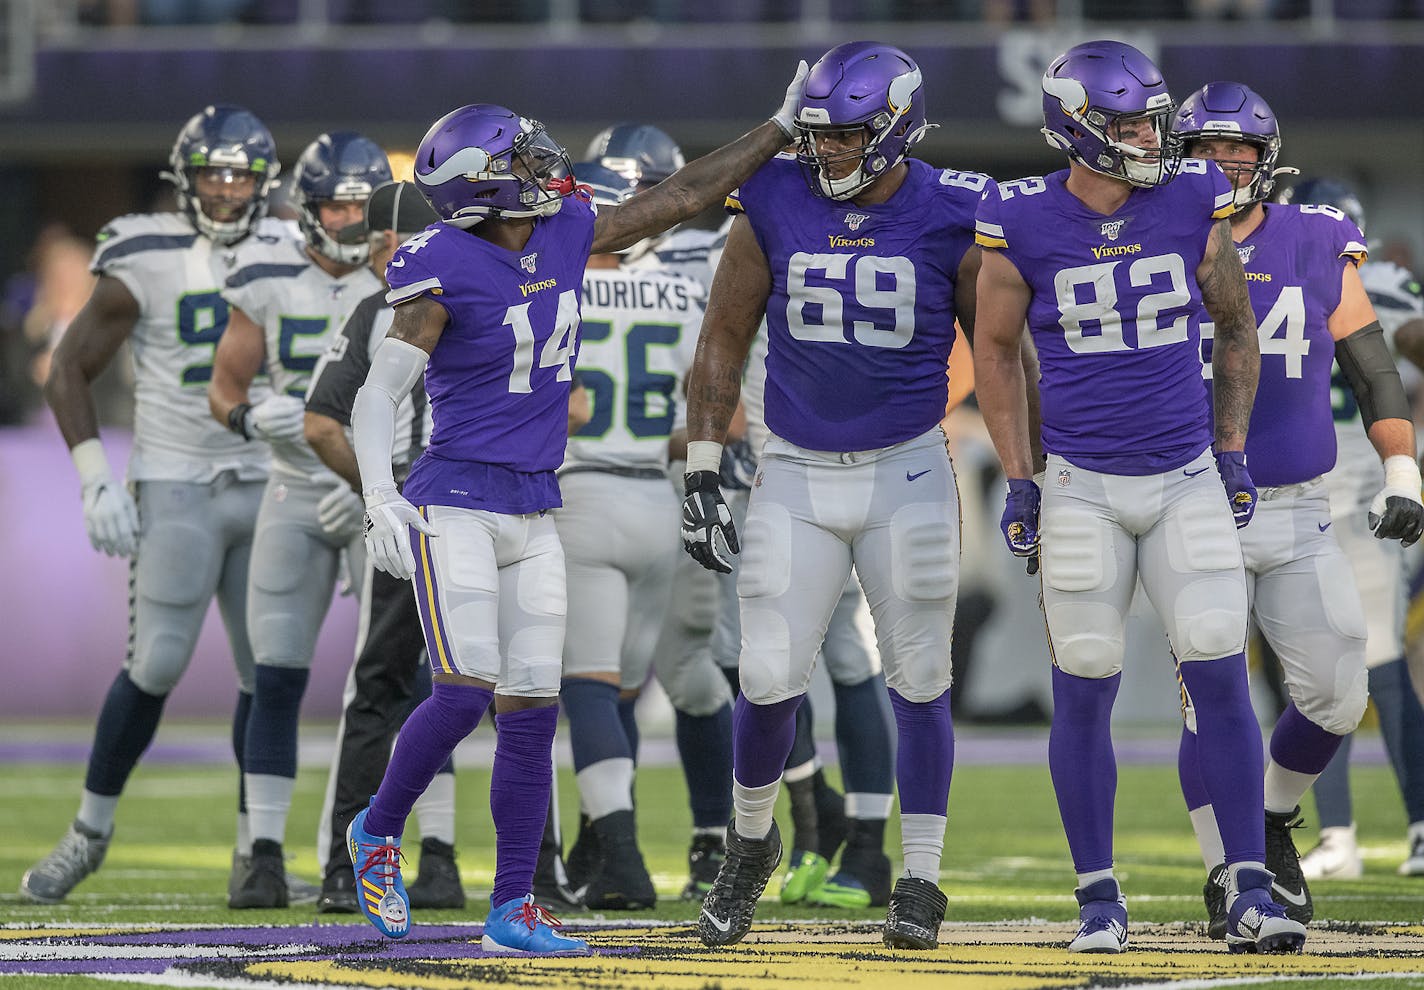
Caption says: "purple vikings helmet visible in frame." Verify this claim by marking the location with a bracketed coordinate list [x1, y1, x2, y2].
[1040, 41, 1181, 188]
[1175, 82, 1286, 212]
[795, 42, 933, 201]
[164, 104, 280, 245]
[413, 105, 573, 229]
[291, 132, 392, 266]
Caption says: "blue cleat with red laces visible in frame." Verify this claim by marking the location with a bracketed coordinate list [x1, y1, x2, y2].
[481, 893, 590, 956]
[347, 803, 410, 939]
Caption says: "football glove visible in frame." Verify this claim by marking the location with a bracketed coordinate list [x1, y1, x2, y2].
[363, 481, 437, 581]
[245, 395, 307, 443]
[1369, 455, 1424, 547]
[1000, 477, 1041, 575]
[771, 60, 811, 139]
[1214, 450, 1257, 528]
[70, 438, 139, 558]
[682, 470, 739, 573]
[317, 481, 365, 538]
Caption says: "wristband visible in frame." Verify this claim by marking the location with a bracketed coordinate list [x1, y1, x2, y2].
[686, 440, 724, 475]
[70, 437, 112, 487]
[226, 402, 252, 440]
[1384, 455, 1422, 493]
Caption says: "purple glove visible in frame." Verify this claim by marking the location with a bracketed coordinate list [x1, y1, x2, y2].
[1214, 450, 1257, 529]
[1000, 478, 1042, 576]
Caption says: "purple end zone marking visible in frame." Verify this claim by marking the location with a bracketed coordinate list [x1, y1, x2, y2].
[0, 924, 639, 975]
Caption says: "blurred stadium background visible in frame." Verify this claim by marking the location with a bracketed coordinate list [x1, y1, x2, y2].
[0, 0, 1421, 730]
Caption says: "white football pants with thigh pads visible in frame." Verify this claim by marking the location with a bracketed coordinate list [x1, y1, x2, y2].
[737, 427, 958, 706]
[554, 471, 679, 686]
[713, 489, 881, 686]
[1040, 449, 1248, 680]
[1325, 466, 1408, 668]
[128, 475, 264, 695]
[1226, 480, 1367, 735]
[247, 472, 366, 671]
[410, 504, 565, 697]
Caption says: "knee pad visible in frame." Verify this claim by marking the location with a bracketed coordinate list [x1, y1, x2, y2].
[737, 606, 798, 704]
[659, 649, 734, 716]
[1045, 602, 1124, 679]
[890, 504, 958, 603]
[125, 632, 193, 695]
[1171, 578, 1247, 661]
[1294, 660, 1369, 736]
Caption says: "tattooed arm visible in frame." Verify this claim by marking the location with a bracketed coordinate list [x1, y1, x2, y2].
[1197, 219, 1259, 451]
[590, 62, 808, 255]
[685, 216, 770, 450]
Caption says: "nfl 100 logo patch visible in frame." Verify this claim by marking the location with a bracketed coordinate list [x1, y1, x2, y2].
[845, 213, 869, 231]
[520, 252, 538, 274]
[1099, 219, 1128, 241]
[1237, 243, 1256, 266]
[1057, 469, 1071, 488]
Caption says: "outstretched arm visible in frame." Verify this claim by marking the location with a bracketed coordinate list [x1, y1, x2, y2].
[1197, 219, 1260, 452]
[590, 62, 808, 255]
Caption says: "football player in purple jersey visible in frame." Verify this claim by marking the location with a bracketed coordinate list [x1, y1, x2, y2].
[1170, 82, 1424, 938]
[341, 67, 809, 955]
[681, 41, 997, 951]
[972, 41, 1308, 954]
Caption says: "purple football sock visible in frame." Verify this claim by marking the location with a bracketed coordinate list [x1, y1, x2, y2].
[367, 681, 492, 838]
[1178, 655, 1264, 865]
[1049, 667, 1120, 873]
[732, 694, 802, 788]
[1178, 726, 1211, 812]
[1270, 703, 1346, 776]
[489, 704, 558, 908]
[888, 689, 953, 815]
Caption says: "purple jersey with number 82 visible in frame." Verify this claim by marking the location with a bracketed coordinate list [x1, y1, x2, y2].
[976, 161, 1236, 476]
[385, 194, 596, 511]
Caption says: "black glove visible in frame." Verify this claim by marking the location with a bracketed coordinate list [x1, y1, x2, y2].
[682, 470, 740, 573]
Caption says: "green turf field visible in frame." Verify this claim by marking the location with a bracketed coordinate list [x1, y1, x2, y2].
[4, 733, 1423, 988]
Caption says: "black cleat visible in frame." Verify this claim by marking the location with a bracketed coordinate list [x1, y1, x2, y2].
[317, 863, 358, 914]
[582, 810, 656, 910]
[564, 813, 601, 893]
[407, 838, 465, 910]
[698, 819, 782, 947]
[681, 832, 726, 901]
[228, 839, 288, 909]
[883, 876, 948, 950]
[1204, 863, 1228, 940]
[1265, 806, 1313, 925]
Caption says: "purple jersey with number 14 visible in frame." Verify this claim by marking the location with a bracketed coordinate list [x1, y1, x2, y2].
[976, 160, 1236, 475]
[385, 194, 597, 513]
[1202, 202, 1367, 486]
[729, 156, 983, 452]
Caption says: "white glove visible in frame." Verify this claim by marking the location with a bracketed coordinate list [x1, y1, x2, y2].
[246, 395, 307, 443]
[71, 438, 139, 558]
[770, 60, 811, 139]
[317, 482, 365, 538]
[363, 481, 437, 581]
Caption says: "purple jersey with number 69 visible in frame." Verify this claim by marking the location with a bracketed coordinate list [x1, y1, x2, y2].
[976, 160, 1236, 476]
[728, 156, 982, 452]
[385, 194, 596, 513]
[1200, 202, 1367, 486]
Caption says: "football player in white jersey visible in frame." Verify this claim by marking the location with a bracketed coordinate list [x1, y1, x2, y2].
[1283, 179, 1424, 880]
[208, 131, 390, 908]
[588, 125, 742, 900]
[20, 106, 314, 905]
[552, 162, 704, 909]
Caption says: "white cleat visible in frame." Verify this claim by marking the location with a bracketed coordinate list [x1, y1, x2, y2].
[1398, 823, 1424, 877]
[1299, 824, 1362, 881]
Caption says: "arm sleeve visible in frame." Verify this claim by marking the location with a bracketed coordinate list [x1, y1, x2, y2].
[352, 337, 429, 494]
[1336, 321, 1413, 429]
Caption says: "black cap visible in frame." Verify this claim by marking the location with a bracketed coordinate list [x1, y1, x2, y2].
[336, 181, 439, 244]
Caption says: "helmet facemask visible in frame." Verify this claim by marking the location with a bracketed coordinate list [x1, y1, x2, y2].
[299, 187, 375, 267]
[1042, 74, 1183, 189]
[166, 151, 277, 246]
